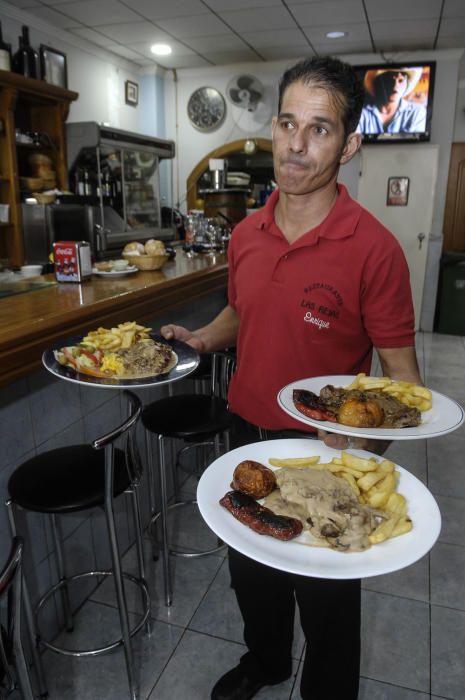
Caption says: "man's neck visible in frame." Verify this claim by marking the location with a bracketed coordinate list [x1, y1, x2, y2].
[274, 184, 339, 244]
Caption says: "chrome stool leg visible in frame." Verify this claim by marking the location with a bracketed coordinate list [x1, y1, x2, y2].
[5, 500, 48, 698]
[157, 434, 172, 607]
[104, 446, 138, 700]
[128, 487, 152, 635]
[50, 514, 74, 633]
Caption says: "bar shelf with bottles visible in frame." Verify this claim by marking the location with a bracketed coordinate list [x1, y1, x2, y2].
[66, 122, 176, 253]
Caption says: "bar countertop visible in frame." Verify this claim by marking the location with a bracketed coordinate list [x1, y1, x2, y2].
[0, 252, 228, 387]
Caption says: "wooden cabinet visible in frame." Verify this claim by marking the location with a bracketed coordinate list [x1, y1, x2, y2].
[0, 70, 78, 266]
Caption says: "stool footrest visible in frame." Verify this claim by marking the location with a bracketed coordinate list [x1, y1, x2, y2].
[35, 570, 150, 657]
[150, 500, 225, 557]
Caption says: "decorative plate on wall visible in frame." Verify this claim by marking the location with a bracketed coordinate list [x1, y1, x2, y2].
[187, 86, 226, 132]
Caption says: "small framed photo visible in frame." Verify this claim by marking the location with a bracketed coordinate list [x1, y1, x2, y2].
[125, 80, 139, 106]
[387, 176, 410, 206]
[40, 45, 68, 89]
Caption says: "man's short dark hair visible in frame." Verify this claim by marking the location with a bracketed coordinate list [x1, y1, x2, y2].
[278, 56, 365, 137]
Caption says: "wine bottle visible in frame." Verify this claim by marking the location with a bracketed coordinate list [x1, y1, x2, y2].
[0, 21, 12, 71]
[12, 26, 39, 78]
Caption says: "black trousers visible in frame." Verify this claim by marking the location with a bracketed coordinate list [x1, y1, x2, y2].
[227, 418, 361, 700]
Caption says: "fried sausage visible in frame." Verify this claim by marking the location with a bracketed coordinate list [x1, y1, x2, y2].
[231, 460, 277, 499]
[220, 490, 303, 540]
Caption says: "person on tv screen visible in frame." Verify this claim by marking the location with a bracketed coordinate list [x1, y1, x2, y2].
[356, 67, 426, 135]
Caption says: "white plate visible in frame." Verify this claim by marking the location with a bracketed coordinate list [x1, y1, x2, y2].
[92, 266, 138, 277]
[197, 439, 441, 579]
[277, 375, 464, 440]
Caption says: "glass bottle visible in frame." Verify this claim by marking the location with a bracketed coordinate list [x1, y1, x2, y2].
[0, 21, 12, 72]
[83, 169, 92, 196]
[12, 26, 39, 79]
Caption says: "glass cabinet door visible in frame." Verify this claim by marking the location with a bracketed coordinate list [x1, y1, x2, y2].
[122, 148, 160, 230]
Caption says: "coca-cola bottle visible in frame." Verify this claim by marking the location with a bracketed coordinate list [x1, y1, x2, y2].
[0, 21, 12, 71]
[12, 26, 39, 78]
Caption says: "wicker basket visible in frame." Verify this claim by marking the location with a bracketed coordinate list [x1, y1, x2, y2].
[20, 176, 43, 190]
[123, 253, 168, 270]
[32, 191, 56, 204]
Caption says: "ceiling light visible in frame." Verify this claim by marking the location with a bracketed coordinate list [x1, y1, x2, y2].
[326, 31, 347, 39]
[151, 43, 172, 56]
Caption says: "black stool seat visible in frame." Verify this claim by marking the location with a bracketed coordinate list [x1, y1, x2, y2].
[142, 393, 233, 439]
[8, 445, 130, 514]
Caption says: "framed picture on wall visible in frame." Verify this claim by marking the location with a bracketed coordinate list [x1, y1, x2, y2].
[40, 45, 68, 89]
[387, 176, 410, 206]
[125, 80, 139, 106]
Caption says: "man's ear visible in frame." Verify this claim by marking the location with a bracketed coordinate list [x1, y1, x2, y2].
[340, 132, 362, 165]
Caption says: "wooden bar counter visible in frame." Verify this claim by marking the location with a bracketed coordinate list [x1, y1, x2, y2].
[0, 252, 228, 387]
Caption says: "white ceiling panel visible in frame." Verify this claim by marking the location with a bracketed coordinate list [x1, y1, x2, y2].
[50, 0, 142, 26]
[24, 5, 81, 29]
[96, 22, 166, 44]
[154, 13, 229, 39]
[364, 0, 442, 21]
[290, 1, 366, 27]
[241, 29, 309, 50]
[185, 34, 249, 53]
[204, 0, 283, 10]
[127, 0, 210, 18]
[1, 0, 464, 70]
[219, 7, 297, 32]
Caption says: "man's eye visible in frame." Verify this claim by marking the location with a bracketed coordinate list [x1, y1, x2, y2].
[279, 120, 294, 130]
[314, 126, 328, 135]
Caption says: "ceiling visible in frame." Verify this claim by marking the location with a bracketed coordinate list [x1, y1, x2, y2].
[7, 0, 465, 70]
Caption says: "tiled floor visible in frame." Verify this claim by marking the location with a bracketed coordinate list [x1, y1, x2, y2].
[29, 332, 465, 699]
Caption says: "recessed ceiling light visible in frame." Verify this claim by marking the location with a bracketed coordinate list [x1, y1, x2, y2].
[151, 43, 172, 56]
[326, 31, 347, 39]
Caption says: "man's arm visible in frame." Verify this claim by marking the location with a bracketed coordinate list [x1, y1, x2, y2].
[376, 345, 422, 384]
[160, 304, 239, 353]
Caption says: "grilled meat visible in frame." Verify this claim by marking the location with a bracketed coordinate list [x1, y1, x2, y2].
[294, 385, 421, 428]
[115, 339, 173, 377]
[319, 385, 421, 428]
[220, 490, 303, 540]
[231, 460, 277, 499]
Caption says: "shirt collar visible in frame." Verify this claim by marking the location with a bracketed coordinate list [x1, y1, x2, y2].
[254, 183, 362, 242]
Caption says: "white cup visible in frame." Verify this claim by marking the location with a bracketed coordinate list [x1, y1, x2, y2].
[20, 265, 43, 277]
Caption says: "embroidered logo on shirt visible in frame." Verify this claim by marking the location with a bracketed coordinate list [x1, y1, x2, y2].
[301, 282, 344, 330]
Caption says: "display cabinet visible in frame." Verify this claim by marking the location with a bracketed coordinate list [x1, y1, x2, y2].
[0, 69, 78, 266]
[66, 122, 176, 250]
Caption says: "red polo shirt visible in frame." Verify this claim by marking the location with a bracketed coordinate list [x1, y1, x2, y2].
[227, 184, 415, 430]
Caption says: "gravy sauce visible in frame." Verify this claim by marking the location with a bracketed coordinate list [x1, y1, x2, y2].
[264, 468, 380, 552]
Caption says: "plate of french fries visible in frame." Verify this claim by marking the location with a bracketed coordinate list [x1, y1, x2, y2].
[278, 374, 464, 440]
[42, 321, 199, 388]
[197, 439, 441, 578]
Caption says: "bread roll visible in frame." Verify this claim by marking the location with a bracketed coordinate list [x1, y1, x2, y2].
[144, 239, 166, 256]
[123, 241, 144, 255]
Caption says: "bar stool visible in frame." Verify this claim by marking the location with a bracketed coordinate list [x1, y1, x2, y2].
[0, 536, 34, 699]
[6, 390, 150, 700]
[142, 351, 235, 607]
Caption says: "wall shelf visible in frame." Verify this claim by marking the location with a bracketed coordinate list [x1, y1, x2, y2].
[0, 69, 78, 266]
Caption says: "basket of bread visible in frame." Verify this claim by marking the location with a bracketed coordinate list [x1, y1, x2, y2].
[122, 239, 168, 270]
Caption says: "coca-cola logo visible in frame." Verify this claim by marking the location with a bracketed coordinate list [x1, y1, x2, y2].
[56, 246, 74, 256]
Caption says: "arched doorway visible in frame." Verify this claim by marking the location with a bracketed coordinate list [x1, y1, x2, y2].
[186, 138, 273, 211]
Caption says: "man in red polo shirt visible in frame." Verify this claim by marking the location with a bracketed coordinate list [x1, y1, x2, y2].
[162, 55, 422, 700]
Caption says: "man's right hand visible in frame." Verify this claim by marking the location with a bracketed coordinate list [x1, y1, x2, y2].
[160, 324, 205, 352]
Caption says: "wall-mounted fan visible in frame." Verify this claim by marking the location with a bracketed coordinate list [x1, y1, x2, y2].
[226, 74, 274, 133]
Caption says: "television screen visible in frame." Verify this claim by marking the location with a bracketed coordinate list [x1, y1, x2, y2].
[354, 62, 435, 143]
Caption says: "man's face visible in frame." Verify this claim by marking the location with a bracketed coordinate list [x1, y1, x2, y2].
[271, 80, 359, 196]
[375, 71, 409, 104]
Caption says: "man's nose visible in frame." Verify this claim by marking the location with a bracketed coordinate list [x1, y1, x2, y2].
[289, 130, 305, 152]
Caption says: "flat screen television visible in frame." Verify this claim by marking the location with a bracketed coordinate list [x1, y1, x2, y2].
[354, 62, 436, 143]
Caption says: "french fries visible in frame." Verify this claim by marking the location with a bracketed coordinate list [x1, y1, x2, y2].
[268, 450, 412, 546]
[82, 321, 152, 352]
[344, 373, 432, 412]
